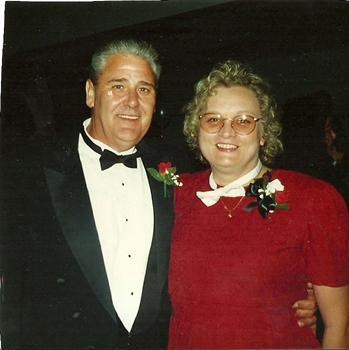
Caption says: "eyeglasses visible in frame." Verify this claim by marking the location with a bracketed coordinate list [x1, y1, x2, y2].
[199, 113, 261, 135]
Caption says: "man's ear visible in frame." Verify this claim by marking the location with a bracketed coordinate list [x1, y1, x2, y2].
[85, 79, 95, 108]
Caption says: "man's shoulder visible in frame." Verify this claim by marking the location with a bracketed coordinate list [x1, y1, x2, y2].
[2, 128, 80, 187]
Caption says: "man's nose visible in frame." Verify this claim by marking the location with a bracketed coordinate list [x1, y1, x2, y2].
[125, 88, 139, 108]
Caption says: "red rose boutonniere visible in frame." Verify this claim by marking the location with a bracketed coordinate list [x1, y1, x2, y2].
[147, 162, 183, 197]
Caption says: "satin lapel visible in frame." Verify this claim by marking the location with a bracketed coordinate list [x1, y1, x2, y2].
[140, 143, 174, 287]
[146, 169, 174, 282]
[44, 149, 117, 323]
[132, 143, 174, 332]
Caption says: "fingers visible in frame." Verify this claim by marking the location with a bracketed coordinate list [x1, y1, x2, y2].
[294, 307, 316, 319]
[293, 282, 318, 333]
[306, 282, 315, 298]
[292, 299, 317, 310]
[296, 315, 317, 330]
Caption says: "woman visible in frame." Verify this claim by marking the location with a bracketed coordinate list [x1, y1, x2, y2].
[168, 60, 349, 348]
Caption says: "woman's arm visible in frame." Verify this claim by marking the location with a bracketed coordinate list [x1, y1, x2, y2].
[314, 284, 349, 349]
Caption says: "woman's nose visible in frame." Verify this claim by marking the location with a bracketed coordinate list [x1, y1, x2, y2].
[219, 119, 236, 137]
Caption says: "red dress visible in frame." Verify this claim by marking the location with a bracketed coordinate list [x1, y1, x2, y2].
[168, 169, 349, 349]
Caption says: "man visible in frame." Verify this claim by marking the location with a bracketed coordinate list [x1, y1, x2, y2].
[2, 39, 316, 349]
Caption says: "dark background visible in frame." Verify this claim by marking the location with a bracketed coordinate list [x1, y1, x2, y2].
[1, 0, 349, 161]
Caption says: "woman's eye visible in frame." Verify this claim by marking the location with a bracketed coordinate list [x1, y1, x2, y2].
[204, 114, 220, 123]
[236, 118, 251, 125]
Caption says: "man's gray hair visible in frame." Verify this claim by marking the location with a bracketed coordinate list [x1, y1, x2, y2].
[90, 39, 161, 85]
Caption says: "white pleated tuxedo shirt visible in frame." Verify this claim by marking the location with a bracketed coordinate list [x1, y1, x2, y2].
[78, 119, 154, 332]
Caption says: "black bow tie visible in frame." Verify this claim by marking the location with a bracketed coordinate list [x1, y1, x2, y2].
[99, 149, 139, 170]
[80, 127, 139, 170]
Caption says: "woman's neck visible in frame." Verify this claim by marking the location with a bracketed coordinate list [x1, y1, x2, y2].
[212, 161, 269, 187]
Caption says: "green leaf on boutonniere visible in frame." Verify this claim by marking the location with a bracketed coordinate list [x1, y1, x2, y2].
[147, 167, 165, 182]
[147, 162, 183, 198]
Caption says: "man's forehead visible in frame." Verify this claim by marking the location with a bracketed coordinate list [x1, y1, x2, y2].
[105, 54, 151, 70]
[102, 55, 155, 81]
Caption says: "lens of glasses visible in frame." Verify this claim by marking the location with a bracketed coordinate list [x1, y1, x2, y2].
[199, 113, 259, 135]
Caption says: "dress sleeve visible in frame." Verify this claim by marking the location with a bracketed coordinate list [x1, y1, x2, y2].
[304, 182, 349, 286]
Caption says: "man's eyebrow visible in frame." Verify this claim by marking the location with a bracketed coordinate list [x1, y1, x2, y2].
[106, 78, 155, 89]
[138, 81, 156, 89]
[106, 78, 128, 84]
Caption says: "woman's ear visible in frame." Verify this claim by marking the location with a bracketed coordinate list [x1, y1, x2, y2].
[260, 137, 265, 147]
[85, 79, 95, 108]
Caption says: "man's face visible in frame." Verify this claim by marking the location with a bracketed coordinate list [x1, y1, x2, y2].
[85, 54, 156, 152]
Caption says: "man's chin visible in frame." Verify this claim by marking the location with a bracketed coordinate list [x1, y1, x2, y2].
[111, 135, 145, 151]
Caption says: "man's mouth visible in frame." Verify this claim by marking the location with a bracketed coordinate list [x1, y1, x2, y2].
[116, 114, 141, 120]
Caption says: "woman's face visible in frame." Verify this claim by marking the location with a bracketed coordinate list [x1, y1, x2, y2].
[198, 85, 265, 185]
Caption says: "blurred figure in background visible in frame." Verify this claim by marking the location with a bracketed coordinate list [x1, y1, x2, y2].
[277, 90, 333, 179]
[324, 112, 349, 203]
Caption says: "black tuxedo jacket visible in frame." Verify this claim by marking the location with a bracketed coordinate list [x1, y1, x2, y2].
[2, 133, 175, 350]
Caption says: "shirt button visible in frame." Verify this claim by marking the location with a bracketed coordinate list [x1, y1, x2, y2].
[56, 277, 65, 284]
[72, 311, 81, 319]
[128, 254, 131, 258]
[131, 292, 134, 295]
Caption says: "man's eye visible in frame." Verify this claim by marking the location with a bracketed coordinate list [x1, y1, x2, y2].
[112, 84, 124, 90]
[138, 87, 151, 94]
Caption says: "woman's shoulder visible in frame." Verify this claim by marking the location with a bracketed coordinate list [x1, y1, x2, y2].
[273, 168, 335, 188]
[272, 169, 347, 206]
[175, 169, 211, 204]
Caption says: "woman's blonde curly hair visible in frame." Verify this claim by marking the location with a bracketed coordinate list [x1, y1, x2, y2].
[183, 60, 283, 165]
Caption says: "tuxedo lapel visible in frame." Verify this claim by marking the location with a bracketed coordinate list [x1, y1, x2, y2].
[45, 148, 117, 323]
[139, 140, 174, 283]
[147, 170, 174, 282]
[132, 142, 174, 332]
